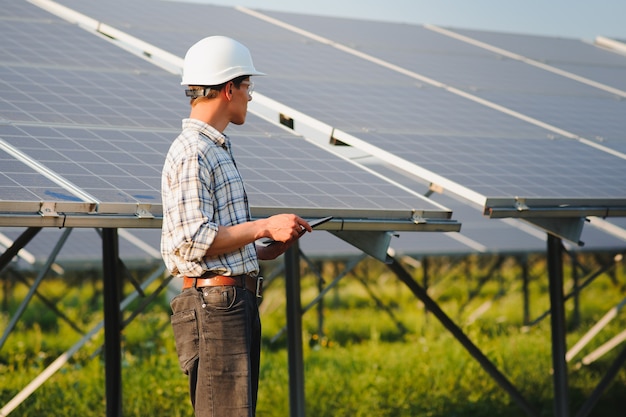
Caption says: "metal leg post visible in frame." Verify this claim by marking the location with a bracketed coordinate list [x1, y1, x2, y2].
[547, 234, 570, 417]
[102, 228, 122, 417]
[285, 243, 305, 417]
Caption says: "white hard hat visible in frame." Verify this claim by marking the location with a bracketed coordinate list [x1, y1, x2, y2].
[181, 36, 265, 86]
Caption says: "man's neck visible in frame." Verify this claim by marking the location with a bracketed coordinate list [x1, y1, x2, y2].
[189, 100, 229, 133]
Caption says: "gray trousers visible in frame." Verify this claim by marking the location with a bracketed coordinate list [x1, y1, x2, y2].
[170, 285, 261, 417]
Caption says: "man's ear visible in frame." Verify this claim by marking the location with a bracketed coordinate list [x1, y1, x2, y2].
[225, 81, 233, 100]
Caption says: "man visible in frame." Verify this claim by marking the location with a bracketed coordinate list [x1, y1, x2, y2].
[161, 36, 312, 417]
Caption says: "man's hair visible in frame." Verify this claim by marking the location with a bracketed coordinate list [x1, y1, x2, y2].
[188, 75, 249, 105]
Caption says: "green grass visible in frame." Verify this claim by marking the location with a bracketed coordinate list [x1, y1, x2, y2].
[1, 254, 625, 416]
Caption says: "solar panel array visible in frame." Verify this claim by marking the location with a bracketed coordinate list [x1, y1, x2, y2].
[1, 0, 624, 261]
[258, 12, 626, 150]
[33, 0, 624, 253]
[1, 0, 454, 231]
[237, 11, 626, 211]
[51, 0, 626, 212]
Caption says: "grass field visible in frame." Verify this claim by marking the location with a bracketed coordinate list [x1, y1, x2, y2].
[1, 253, 625, 416]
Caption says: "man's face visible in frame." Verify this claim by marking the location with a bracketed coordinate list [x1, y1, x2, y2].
[229, 77, 253, 125]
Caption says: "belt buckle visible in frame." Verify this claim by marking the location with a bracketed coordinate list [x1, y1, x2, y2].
[255, 276, 264, 298]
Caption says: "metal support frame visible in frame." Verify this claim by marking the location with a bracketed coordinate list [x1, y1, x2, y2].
[3, 227, 623, 417]
[1, 228, 72, 350]
[0, 261, 170, 416]
[281, 245, 624, 417]
[547, 234, 570, 417]
[551, 247, 626, 417]
[0, 227, 41, 272]
[385, 235, 622, 417]
[0, 224, 169, 416]
[271, 255, 365, 344]
[102, 228, 122, 417]
[575, 344, 626, 417]
[386, 255, 540, 417]
[285, 243, 305, 417]
[519, 255, 531, 325]
[526, 250, 626, 328]
[330, 230, 394, 263]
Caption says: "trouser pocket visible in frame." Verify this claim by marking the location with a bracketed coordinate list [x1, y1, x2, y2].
[170, 306, 199, 375]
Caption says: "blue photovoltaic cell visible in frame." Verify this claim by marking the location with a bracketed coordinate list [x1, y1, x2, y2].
[0, 147, 77, 202]
[0, 60, 184, 129]
[475, 91, 626, 143]
[258, 12, 626, 93]
[234, 135, 438, 214]
[1, 114, 448, 217]
[42, 0, 258, 58]
[0, 123, 171, 204]
[53, 0, 558, 139]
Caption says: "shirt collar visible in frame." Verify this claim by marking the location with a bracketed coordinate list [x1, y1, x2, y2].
[182, 118, 229, 149]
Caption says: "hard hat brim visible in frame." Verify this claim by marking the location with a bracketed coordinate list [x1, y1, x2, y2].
[181, 70, 266, 86]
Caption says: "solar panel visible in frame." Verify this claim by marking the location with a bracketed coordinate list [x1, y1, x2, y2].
[451, 28, 626, 92]
[256, 11, 626, 154]
[350, 131, 626, 200]
[247, 10, 626, 215]
[234, 135, 448, 219]
[0, 124, 174, 208]
[50, 1, 626, 193]
[42, 0, 626, 245]
[0, 0, 455, 231]
[362, 160, 626, 253]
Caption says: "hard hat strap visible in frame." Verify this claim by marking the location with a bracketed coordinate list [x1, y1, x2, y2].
[185, 87, 217, 98]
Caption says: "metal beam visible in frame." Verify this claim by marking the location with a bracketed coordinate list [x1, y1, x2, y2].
[575, 344, 626, 417]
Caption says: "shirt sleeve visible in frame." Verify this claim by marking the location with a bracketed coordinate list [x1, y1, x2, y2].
[168, 153, 219, 265]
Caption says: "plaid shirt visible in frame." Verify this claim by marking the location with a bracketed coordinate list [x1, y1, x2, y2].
[160, 118, 259, 278]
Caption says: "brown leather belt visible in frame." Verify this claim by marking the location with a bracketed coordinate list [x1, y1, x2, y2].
[182, 274, 263, 298]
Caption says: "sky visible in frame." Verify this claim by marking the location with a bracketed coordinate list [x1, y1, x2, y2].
[174, 0, 626, 42]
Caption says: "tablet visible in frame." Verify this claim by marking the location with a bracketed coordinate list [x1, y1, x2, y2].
[306, 216, 334, 229]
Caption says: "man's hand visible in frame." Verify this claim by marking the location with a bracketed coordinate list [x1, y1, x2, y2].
[259, 213, 312, 243]
[204, 213, 312, 258]
[255, 214, 312, 260]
